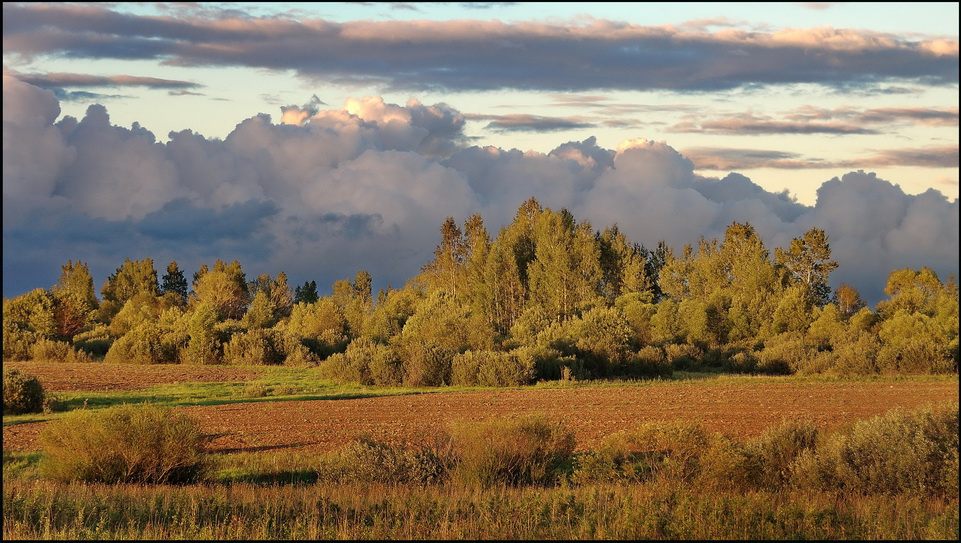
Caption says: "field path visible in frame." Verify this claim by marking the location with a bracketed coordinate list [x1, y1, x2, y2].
[4, 362, 957, 454]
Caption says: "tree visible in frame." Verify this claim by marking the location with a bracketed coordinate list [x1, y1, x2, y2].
[52, 260, 98, 338]
[54, 260, 99, 309]
[160, 261, 189, 305]
[833, 283, 866, 317]
[100, 258, 160, 306]
[183, 303, 220, 364]
[191, 266, 248, 320]
[775, 228, 838, 307]
[294, 280, 319, 305]
[419, 217, 468, 297]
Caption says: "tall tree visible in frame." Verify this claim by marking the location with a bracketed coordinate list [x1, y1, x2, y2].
[100, 258, 160, 306]
[775, 228, 838, 307]
[52, 260, 99, 338]
[294, 280, 319, 305]
[833, 283, 866, 317]
[160, 261, 189, 305]
[419, 216, 468, 297]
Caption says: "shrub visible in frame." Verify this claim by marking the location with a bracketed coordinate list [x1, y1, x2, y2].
[402, 340, 454, 387]
[451, 350, 534, 387]
[743, 418, 819, 489]
[315, 436, 448, 485]
[222, 328, 286, 366]
[72, 325, 114, 358]
[791, 402, 959, 497]
[446, 415, 576, 487]
[572, 420, 712, 485]
[103, 323, 179, 364]
[39, 402, 208, 484]
[28, 337, 93, 363]
[623, 345, 673, 378]
[756, 332, 815, 374]
[3, 369, 45, 415]
[2, 319, 38, 361]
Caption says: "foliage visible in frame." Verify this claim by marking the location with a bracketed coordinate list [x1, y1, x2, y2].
[791, 402, 959, 497]
[38, 402, 208, 484]
[315, 437, 448, 485]
[3, 368, 46, 414]
[446, 414, 576, 487]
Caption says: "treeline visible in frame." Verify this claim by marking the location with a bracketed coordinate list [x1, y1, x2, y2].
[3, 197, 958, 384]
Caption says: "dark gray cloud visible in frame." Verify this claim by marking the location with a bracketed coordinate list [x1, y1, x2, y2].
[3, 3, 956, 93]
[3, 76, 958, 307]
[472, 113, 595, 133]
[13, 72, 202, 89]
[684, 145, 959, 170]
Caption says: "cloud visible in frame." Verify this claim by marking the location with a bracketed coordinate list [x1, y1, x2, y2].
[2, 78, 957, 308]
[12, 72, 202, 89]
[670, 113, 878, 135]
[3, 3, 956, 93]
[681, 145, 960, 170]
[472, 113, 595, 133]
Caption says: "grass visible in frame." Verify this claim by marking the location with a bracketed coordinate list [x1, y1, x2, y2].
[3, 478, 958, 540]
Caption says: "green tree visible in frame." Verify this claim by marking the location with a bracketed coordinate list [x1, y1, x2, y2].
[774, 228, 838, 307]
[183, 303, 220, 364]
[294, 280, 319, 305]
[419, 216, 468, 297]
[100, 258, 160, 306]
[160, 261, 189, 306]
[191, 264, 248, 320]
[833, 283, 866, 317]
[526, 208, 603, 322]
[54, 260, 99, 309]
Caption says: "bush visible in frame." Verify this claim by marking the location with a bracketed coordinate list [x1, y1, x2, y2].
[572, 420, 712, 485]
[3, 369, 45, 415]
[103, 323, 180, 364]
[791, 402, 959, 497]
[743, 418, 819, 489]
[451, 350, 534, 387]
[28, 337, 93, 363]
[2, 319, 39, 361]
[315, 437, 448, 485]
[446, 415, 576, 487]
[39, 402, 208, 484]
[72, 325, 114, 358]
[222, 328, 286, 366]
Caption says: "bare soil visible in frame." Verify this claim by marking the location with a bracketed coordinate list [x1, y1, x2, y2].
[4, 361, 957, 455]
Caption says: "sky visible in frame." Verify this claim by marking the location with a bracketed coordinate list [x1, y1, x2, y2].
[3, 2, 958, 307]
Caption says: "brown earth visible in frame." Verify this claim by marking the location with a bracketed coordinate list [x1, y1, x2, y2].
[3, 361, 958, 455]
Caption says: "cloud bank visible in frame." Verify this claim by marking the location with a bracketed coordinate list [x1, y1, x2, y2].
[3, 76, 958, 306]
[3, 3, 957, 93]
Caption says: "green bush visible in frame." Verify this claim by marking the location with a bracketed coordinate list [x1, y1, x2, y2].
[71, 325, 114, 358]
[446, 415, 576, 487]
[28, 337, 93, 363]
[451, 350, 534, 387]
[103, 323, 180, 364]
[39, 402, 208, 484]
[2, 319, 39, 361]
[3, 369, 46, 415]
[222, 328, 286, 365]
[572, 420, 714, 485]
[315, 437, 448, 485]
[743, 418, 819, 489]
[791, 402, 959, 497]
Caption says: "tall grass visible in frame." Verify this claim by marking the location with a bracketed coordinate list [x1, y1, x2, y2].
[3, 479, 957, 540]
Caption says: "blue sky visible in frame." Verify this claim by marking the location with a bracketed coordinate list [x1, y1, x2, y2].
[3, 2, 958, 305]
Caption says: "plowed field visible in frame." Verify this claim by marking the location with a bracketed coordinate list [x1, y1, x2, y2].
[3, 361, 958, 455]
